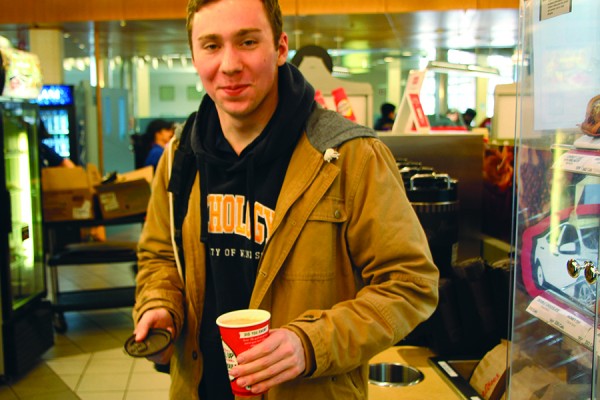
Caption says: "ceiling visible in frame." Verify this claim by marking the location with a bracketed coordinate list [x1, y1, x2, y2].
[0, 9, 519, 66]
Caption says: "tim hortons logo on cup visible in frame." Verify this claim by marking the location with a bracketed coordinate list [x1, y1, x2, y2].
[221, 324, 270, 379]
[222, 341, 238, 380]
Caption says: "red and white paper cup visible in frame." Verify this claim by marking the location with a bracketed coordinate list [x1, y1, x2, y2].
[216, 309, 271, 397]
[332, 87, 357, 122]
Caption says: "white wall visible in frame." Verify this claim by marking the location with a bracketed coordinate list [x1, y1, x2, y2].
[148, 68, 202, 118]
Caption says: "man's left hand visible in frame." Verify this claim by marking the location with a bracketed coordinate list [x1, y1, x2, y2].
[229, 328, 306, 394]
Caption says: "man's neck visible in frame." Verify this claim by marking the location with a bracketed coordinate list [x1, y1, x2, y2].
[220, 121, 264, 155]
[217, 108, 275, 155]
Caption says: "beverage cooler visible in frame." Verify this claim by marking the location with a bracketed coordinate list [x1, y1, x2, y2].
[0, 98, 54, 379]
[0, 43, 54, 379]
[37, 84, 80, 165]
[510, 0, 600, 398]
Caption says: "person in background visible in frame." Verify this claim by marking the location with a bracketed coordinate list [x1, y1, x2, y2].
[40, 142, 75, 168]
[462, 108, 477, 130]
[133, 0, 439, 399]
[374, 102, 396, 131]
[143, 119, 175, 170]
[38, 120, 75, 168]
[446, 108, 461, 125]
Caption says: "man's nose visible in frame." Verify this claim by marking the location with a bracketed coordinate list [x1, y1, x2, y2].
[220, 45, 242, 74]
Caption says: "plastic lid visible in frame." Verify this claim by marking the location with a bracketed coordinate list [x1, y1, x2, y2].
[124, 328, 172, 358]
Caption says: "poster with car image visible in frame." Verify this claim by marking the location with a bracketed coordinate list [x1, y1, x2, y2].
[520, 185, 600, 316]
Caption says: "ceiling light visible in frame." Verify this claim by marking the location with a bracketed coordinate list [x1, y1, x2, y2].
[426, 60, 499, 77]
[332, 65, 350, 77]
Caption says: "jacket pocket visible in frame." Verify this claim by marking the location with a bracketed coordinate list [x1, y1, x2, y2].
[281, 197, 347, 281]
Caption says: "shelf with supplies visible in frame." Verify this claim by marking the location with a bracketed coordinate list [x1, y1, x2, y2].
[44, 212, 145, 333]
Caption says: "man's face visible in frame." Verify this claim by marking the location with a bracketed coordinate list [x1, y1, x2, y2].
[190, 0, 288, 123]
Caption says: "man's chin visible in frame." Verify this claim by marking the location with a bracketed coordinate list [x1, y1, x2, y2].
[217, 102, 254, 119]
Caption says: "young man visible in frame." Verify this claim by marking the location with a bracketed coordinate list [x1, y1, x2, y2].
[133, 1, 439, 399]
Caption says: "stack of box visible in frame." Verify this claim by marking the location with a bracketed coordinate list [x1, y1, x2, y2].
[41, 165, 153, 222]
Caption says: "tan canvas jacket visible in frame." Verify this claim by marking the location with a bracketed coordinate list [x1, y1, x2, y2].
[134, 108, 439, 400]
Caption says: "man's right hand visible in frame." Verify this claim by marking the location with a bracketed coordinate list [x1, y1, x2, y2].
[134, 308, 176, 365]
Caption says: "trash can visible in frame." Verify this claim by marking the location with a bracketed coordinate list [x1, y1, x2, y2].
[406, 172, 459, 278]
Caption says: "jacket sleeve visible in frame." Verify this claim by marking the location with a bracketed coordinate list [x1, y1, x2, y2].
[288, 138, 439, 377]
[133, 141, 185, 334]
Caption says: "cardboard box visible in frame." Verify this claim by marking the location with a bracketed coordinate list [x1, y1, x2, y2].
[41, 166, 96, 222]
[95, 166, 152, 219]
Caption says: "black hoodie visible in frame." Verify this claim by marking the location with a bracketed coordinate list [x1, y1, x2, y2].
[192, 63, 315, 399]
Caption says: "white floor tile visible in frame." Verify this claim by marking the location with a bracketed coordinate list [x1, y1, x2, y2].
[77, 371, 130, 392]
[131, 359, 157, 373]
[92, 347, 130, 360]
[125, 390, 170, 400]
[85, 357, 134, 374]
[54, 374, 81, 391]
[45, 353, 91, 375]
[77, 391, 126, 400]
[127, 371, 171, 391]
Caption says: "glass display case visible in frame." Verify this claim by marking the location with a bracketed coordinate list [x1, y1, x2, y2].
[510, 0, 600, 398]
[0, 98, 53, 377]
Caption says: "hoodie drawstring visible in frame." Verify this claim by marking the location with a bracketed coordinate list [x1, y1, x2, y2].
[246, 153, 256, 261]
[197, 155, 209, 243]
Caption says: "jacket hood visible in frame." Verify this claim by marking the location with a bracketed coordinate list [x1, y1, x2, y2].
[305, 107, 378, 153]
[190, 62, 315, 169]
[189, 62, 315, 243]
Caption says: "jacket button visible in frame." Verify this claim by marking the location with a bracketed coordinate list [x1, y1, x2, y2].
[334, 210, 342, 219]
[192, 351, 198, 360]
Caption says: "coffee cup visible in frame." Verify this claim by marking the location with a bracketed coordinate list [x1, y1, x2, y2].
[216, 309, 271, 397]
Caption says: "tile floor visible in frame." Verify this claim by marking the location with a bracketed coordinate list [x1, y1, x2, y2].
[0, 225, 171, 400]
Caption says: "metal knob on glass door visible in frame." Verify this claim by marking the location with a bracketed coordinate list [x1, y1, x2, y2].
[584, 261, 598, 285]
[567, 259, 582, 278]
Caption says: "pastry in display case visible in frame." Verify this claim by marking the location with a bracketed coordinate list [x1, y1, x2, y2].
[510, 0, 600, 398]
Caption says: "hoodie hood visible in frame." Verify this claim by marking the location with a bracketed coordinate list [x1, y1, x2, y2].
[191, 62, 315, 244]
[191, 62, 315, 168]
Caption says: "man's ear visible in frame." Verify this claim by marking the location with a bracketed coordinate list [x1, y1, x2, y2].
[277, 32, 289, 66]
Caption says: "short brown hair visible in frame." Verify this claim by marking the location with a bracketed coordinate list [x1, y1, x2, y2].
[186, 0, 283, 52]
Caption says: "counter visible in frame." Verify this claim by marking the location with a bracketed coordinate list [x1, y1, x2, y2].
[368, 346, 462, 400]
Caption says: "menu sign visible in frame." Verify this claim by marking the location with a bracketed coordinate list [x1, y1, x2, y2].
[392, 70, 430, 134]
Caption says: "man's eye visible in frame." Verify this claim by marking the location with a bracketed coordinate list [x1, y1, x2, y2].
[241, 39, 257, 47]
[203, 43, 219, 51]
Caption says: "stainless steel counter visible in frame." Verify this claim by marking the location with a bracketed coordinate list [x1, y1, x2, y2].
[368, 346, 463, 400]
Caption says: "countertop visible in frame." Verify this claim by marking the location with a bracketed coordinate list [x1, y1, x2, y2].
[368, 346, 463, 400]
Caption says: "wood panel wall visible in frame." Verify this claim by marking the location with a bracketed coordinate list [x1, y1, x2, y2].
[0, 0, 518, 24]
